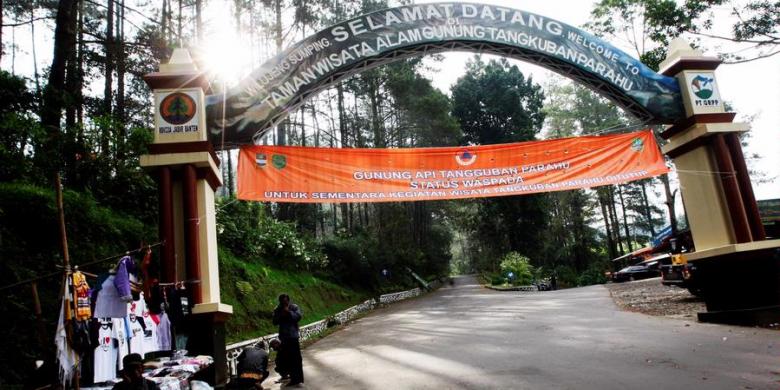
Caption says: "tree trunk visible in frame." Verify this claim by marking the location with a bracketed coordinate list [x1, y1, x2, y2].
[640, 180, 655, 237]
[368, 74, 385, 147]
[618, 185, 634, 252]
[337, 85, 350, 230]
[41, 0, 79, 171]
[274, 0, 287, 146]
[607, 186, 625, 254]
[177, 0, 182, 44]
[31, 8, 41, 94]
[161, 0, 168, 44]
[77, 0, 85, 127]
[195, 0, 202, 43]
[65, 0, 79, 129]
[660, 173, 678, 236]
[101, 0, 115, 157]
[115, 0, 126, 162]
[598, 192, 617, 260]
[0, 0, 3, 65]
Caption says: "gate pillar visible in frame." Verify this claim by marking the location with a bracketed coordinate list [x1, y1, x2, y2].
[659, 39, 780, 323]
[140, 48, 232, 384]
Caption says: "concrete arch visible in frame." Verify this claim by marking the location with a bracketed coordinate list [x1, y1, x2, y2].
[206, 2, 685, 147]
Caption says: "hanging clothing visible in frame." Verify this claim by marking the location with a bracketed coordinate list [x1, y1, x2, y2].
[141, 311, 159, 354]
[112, 318, 130, 371]
[93, 319, 117, 383]
[132, 294, 159, 355]
[73, 271, 92, 320]
[127, 307, 145, 357]
[114, 256, 136, 302]
[157, 312, 172, 351]
[94, 275, 128, 319]
[55, 300, 78, 386]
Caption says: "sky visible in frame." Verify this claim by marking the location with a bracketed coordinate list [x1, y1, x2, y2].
[2, 0, 777, 202]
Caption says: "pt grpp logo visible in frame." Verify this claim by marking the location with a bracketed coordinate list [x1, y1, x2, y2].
[455, 150, 476, 166]
[691, 75, 715, 99]
[160, 92, 197, 125]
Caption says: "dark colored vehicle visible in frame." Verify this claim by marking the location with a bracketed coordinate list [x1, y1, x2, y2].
[612, 253, 671, 283]
[612, 264, 660, 282]
[661, 256, 701, 296]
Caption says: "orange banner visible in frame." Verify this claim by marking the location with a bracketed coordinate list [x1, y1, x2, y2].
[237, 130, 668, 203]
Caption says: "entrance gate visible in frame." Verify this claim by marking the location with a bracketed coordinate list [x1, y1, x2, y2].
[137, 3, 780, 383]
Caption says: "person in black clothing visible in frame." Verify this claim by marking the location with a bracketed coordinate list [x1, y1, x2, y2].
[228, 341, 270, 389]
[269, 338, 289, 383]
[113, 354, 158, 390]
[272, 294, 304, 386]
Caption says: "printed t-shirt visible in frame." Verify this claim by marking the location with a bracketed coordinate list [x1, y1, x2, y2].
[93, 319, 117, 383]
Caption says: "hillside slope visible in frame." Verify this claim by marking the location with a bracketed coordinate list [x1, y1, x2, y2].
[219, 248, 368, 343]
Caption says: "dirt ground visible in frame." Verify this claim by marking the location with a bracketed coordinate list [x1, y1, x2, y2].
[606, 277, 707, 320]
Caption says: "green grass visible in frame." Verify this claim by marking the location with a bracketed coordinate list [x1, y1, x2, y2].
[218, 248, 369, 343]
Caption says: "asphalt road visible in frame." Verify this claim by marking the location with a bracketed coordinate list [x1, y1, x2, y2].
[267, 275, 779, 389]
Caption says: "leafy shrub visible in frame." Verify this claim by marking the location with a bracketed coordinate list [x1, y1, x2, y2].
[554, 266, 580, 288]
[499, 252, 534, 285]
[217, 198, 327, 270]
[578, 261, 609, 286]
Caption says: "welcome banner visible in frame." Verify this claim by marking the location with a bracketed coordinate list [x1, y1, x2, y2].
[237, 130, 668, 203]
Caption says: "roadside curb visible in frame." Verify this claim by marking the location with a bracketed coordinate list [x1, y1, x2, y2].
[484, 284, 538, 292]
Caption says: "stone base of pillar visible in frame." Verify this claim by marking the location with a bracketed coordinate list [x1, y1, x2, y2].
[187, 311, 232, 386]
[690, 244, 780, 326]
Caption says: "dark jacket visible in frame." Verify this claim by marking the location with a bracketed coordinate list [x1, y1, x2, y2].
[272, 304, 302, 339]
[237, 347, 269, 375]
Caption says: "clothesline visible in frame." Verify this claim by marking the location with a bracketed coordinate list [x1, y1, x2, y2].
[0, 241, 164, 292]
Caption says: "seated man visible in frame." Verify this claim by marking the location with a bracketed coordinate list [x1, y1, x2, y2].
[113, 354, 159, 390]
[269, 339, 289, 383]
[229, 342, 270, 389]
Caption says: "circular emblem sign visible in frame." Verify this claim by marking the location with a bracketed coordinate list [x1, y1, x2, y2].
[691, 75, 715, 99]
[455, 150, 476, 166]
[160, 92, 197, 125]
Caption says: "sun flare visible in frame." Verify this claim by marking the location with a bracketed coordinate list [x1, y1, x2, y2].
[196, 5, 254, 85]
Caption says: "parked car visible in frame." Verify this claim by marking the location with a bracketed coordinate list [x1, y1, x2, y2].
[612, 253, 670, 283]
[612, 264, 655, 283]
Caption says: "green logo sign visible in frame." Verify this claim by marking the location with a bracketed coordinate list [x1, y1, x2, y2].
[272, 154, 287, 169]
[160, 92, 196, 125]
[630, 138, 644, 152]
[691, 75, 715, 99]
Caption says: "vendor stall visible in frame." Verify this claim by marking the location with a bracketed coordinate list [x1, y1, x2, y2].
[83, 355, 213, 390]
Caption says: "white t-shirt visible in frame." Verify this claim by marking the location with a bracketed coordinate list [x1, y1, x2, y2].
[126, 305, 145, 357]
[93, 319, 117, 383]
[112, 318, 130, 371]
[141, 311, 159, 354]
